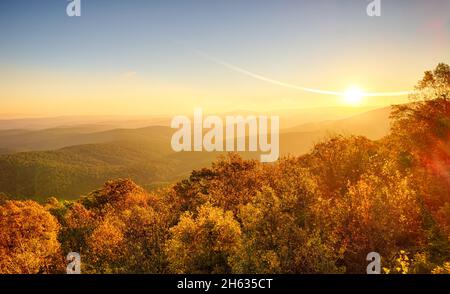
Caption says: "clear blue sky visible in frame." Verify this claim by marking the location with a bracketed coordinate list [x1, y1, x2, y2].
[0, 0, 449, 116]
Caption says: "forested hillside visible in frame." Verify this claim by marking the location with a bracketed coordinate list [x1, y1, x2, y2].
[0, 109, 392, 200]
[0, 64, 449, 274]
[0, 138, 221, 201]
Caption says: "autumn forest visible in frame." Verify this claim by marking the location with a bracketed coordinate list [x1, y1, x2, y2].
[1, 64, 450, 274]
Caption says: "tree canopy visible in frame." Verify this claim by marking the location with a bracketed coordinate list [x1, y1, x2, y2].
[1, 64, 449, 274]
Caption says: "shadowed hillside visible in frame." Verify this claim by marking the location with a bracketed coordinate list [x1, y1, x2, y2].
[283, 107, 391, 138]
[0, 108, 394, 200]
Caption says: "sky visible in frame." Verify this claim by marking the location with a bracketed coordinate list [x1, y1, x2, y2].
[0, 0, 449, 117]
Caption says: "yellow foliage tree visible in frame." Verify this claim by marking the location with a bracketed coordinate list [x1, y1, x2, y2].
[165, 203, 242, 274]
[0, 200, 61, 273]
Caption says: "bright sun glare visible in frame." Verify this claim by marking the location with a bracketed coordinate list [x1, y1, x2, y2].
[343, 87, 364, 106]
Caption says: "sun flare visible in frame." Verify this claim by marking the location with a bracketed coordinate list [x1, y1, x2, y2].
[343, 87, 364, 106]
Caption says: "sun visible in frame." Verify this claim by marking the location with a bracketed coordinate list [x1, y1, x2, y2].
[343, 87, 364, 106]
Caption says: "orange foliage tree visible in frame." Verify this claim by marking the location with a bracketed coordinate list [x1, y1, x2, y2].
[0, 200, 61, 273]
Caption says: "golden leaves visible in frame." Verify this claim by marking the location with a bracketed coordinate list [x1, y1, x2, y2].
[0, 200, 61, 274]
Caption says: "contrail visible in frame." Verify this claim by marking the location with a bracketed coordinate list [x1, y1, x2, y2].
[193, 49, 413, 97]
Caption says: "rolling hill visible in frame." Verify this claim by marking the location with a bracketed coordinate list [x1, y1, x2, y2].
[0, 106, 393, 200]
[0, 126, 229, 200]
[282, 106, 391, 139]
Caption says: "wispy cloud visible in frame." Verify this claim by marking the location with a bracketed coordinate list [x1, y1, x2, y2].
[192, 49, 413, 98]
[121, 71, 138, 79]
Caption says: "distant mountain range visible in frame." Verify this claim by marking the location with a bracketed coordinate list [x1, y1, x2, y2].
[0, 116, 171, 131]
[0, 106, 392, 200]
[282, 106, 391, 138]
[0, 106, 379, 130]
